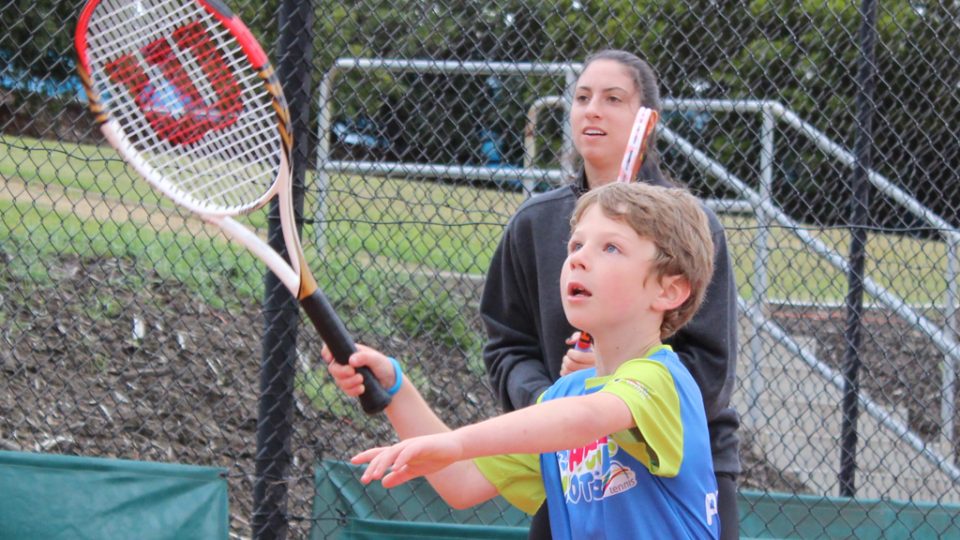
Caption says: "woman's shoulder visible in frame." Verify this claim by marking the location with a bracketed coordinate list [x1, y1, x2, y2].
[505, 184, 578, 227]
[691, 197, 726, 236]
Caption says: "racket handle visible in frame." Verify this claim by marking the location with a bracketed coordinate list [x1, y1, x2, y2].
[299, 291, 392, 415]
[575, 332, 593, 352]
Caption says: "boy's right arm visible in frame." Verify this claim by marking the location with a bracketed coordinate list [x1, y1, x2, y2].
[356, 389, 635, 491]
[323, 345, 499, 509]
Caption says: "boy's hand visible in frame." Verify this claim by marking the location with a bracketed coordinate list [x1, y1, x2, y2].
[322, 343, 396, 398]
[561, 332, 596, 376]
[351, 433, 464, 488]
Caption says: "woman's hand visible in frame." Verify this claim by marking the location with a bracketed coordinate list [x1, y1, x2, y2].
[561, 331, 596, 376]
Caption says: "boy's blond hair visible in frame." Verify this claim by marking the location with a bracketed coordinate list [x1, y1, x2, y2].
[571, 182, 715, 339]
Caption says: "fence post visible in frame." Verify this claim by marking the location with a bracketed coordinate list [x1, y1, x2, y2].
[839, 0, 879, 498]
[254, 0, 316, 538]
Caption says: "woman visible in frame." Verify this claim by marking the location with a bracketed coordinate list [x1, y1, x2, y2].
[480, 49, 741, 539]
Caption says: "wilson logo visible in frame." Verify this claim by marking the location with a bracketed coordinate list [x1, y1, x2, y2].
[105, 22, 241, 145]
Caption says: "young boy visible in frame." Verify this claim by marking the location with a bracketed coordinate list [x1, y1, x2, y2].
[324, 182, 720, 539]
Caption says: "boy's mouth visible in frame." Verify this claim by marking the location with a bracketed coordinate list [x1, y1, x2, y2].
[582, 127, 606, 137]
[567, 282, 592, 297]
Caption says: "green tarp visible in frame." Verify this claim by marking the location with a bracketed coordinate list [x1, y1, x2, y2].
[312, 459, 529, 540]
[0, 450, 229, 540]
[739, 490, 960, 539]
[313, 459, 960, 539]
[4, 451, 956, 539]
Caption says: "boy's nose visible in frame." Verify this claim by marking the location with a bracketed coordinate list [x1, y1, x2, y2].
[568, 248, 589, 270]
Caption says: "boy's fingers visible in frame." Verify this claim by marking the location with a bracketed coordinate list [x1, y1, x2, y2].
[351, 446, 388, 464]
[325, 343, 373, 368]
[364, 460, 390, 484]
[339, 383, 364, 398]
[349, 350, 382, 370]
[350, 451, 373, 465]
[354, 441, 432, 488]
[326, 364, 364, 395]
[382, 466, 413, 488]
[361, 445, 400, 480]
[355, 449, 392, 482]
[346, 350, 397, 389]
[327, 361, 355, 378]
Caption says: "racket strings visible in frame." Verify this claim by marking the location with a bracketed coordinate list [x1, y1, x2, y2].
[88, 1, 198, 61]
[84, 0, 284, 214]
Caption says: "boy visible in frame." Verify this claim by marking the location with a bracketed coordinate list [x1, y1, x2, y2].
[324, 182, 720, 539]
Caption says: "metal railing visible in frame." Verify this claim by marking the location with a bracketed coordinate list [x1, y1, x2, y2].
[658, 98, 960, 449]
[316, 62, 960, 472]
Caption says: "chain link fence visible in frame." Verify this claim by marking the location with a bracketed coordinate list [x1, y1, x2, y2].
[2, 0, 959, 538]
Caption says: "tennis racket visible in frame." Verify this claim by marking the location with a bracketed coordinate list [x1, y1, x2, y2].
[616, 107, 659, 183]
[75, 0, 392, 414]
[574, 107, 660, 351]
[571, 108, 658, 352]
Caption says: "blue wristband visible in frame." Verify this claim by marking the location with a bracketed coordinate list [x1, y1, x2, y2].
[386, 357, 404, 396]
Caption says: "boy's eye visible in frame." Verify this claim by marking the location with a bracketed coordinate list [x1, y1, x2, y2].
[603, 243, 620, 254]
[568, 241, 583, 253]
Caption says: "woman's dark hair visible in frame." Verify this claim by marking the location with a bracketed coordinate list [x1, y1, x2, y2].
[583, 49, 661, 111]
[579, 49, 673, 187]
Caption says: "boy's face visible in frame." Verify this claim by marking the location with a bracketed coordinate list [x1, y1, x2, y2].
[560, 205, 661, 334]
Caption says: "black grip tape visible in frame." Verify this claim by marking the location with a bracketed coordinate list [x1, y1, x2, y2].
[299, 291, 392, 414]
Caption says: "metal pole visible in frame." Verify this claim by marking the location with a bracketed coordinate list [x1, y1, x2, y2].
[523, 95, 568, 194]
[254, 1, 315, 538]
[944, 235, 959, 454]
[839, 0, 878, 498]
[747, 107, 775, 427]
[561, 68, 577, 179]
[314, 64, 339, 252]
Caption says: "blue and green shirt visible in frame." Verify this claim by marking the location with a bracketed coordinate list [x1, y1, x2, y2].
[475, 345, 719, 539]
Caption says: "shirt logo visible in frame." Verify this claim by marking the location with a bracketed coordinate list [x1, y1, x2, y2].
[616, 378, 651, 399]
[557, 436, 639, 503]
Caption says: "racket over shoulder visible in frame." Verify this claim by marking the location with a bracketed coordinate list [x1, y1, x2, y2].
[616, 107, 660, 183]
[75, 0, 391, 414]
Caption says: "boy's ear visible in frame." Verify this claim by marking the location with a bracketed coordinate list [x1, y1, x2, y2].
[653, 274, 691, 312]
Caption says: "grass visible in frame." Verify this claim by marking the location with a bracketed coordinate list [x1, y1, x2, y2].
[2, 133, 956, 307]
[1, 199, 262, 310]
[314, 173, 524, 274]
[723, 215, 953, 306]
[2, 133, 526, 276]
[1, 133, 166, 209]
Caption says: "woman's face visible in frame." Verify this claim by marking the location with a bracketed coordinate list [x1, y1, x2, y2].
[571, 59, 640, 177]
